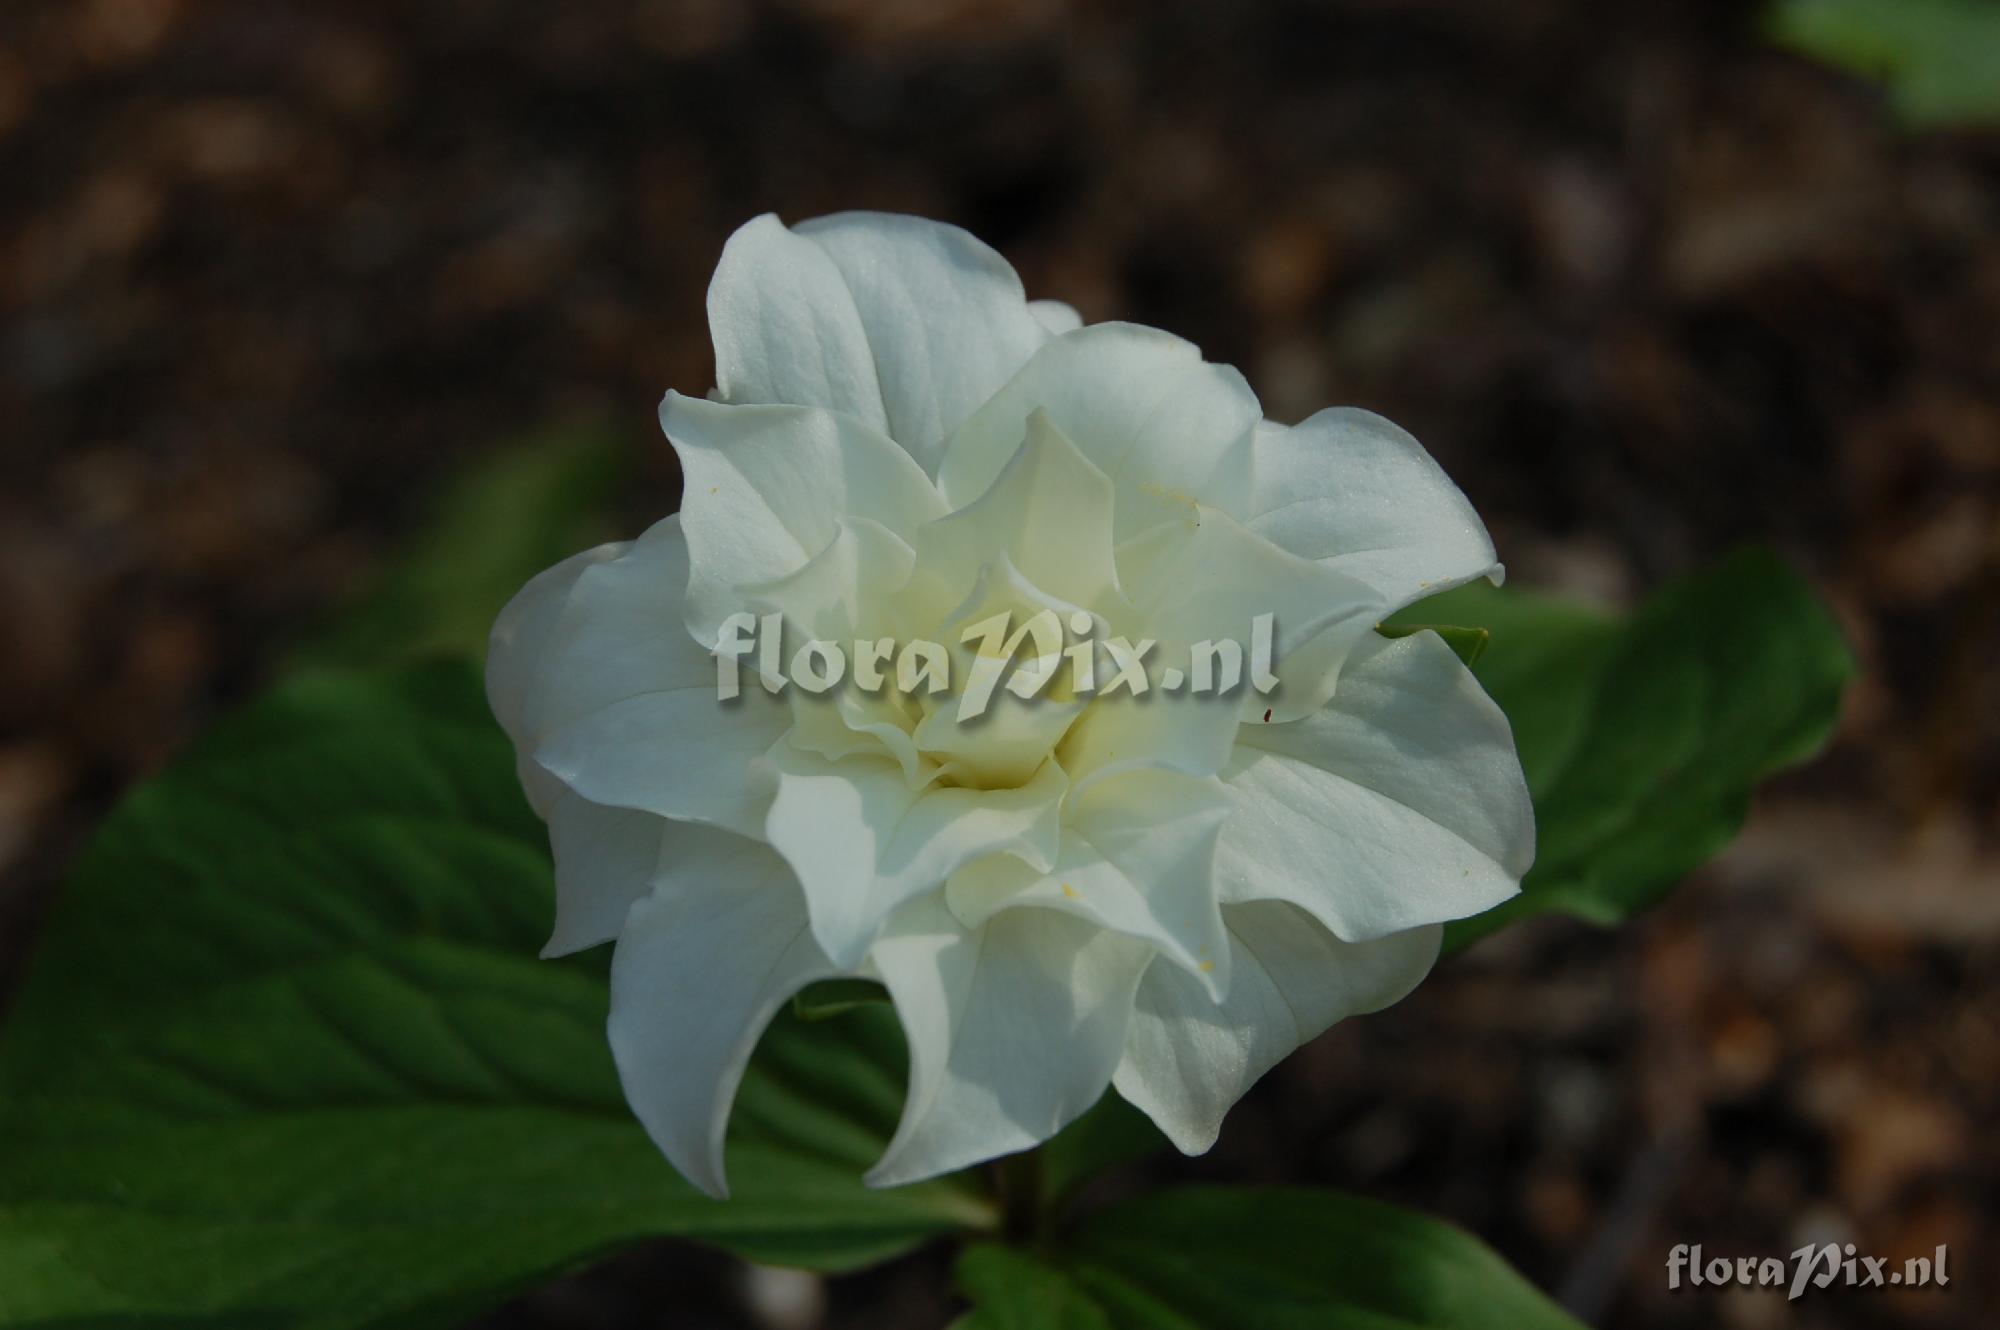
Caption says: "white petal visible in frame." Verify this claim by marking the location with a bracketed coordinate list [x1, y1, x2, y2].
[866, 893, 1152, 1187]
[792, 211, 1051, 471]
[1056, 688, 1243, 795]
[486, 540, 629, 814]
[1057, 507, 1383, 790]
[1216, 630, 1534, 940]
[536, 693, 789, 840]
[745, 518, 931, 781]
[906, 552, 1093, 789]
[542, 790, 668, 958]
[1056, 691, 1243, 794]
[526, 518, 789, 837]
[758, 743, 1066, 968]
[1028, 299, 1084, 334]
[707, 213, 892, 434]
[935, 323, 1260, 542]
[1114, 503, 1383, 668]
[1113, 902, 1440, 1154]
[661, 391, 947, 646]
[946, 770, 1233, 997]
[1245, 410, 1500, 613]
[744, 516, 918, 644]
[912, 409, 1123, 619]
[608, 830, 838, 1199]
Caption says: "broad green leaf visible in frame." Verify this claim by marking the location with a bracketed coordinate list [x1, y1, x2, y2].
[1386, 549, 1853, 952]
[956, 1188, 1586, 1329]
[0, 663, 991, 1330]
[1768, 0, 2000, 127]
[293, 429, 628, 669]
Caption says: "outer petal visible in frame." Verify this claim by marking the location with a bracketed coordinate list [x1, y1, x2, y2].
[661, 391, 947, 645]
[1245, 410, 1500, 612]
[608, 829, 838, 1199]
[1215, 630, 1534, 940]
[1027, 299, 1083, 334]
[707, 213, 892, 434]
[791, 211, 1052, 471]
[541, 790, 668, 958]
[935, 323, 1260, 542]
[1113, 902, 1441, 1154]
[867, 893, 1152, 1187]
[758, 743, 1066, 968]
[945, 769, 1233, 998]
[525, 517, 789, 837]
[487, 540, 629, 816]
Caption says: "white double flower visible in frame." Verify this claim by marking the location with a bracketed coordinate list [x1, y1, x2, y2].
[488, 211, 1534, 1196]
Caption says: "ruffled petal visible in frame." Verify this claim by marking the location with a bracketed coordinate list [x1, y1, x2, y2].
[486, 540, 629, 815]
[945, 769, 1232, 998]
[541, 790, 668, 958]
[935, 323, 1260, 542]
[758, 742, 1066, 969]
[913, 409, 1124, 620]
[522, 518, 789, 837]
[866, 892, 1152, 1187]
[746, 516, 918, 645]
[661, 391, 947, 646]
[1056, 506, 1384, 790]
[790, 212, 1051, 470]
[908, 553, 1092, 789]
[1113, 903, 1440, 1154]
[1114, 502, 1383, 670]
[745, 517, 932, 782]
[1245, 410, 1500, 612]
[707, 213, 892, 435]
[608, 829, 838, 1199]
[1215, 630, 1534, 940]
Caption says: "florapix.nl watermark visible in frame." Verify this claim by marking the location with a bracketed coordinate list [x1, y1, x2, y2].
[1667, 1243, 1949, 1301]
[712, 608, 1284, 720]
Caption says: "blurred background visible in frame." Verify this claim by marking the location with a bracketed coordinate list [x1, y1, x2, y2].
[1, 1, 1995, 1327]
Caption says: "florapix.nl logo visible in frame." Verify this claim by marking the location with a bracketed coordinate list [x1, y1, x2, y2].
[1667, 1243, 1949, 1302]
[711, 607, 1286, 719]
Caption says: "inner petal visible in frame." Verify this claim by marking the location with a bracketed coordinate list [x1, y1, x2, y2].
[905, 553, 1094, 790]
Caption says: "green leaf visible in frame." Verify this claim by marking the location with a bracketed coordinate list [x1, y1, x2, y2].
[956, 1187, 1586, 1329]
[1374, 623, 1490, 670]
[292, 428, 628, 669]
[1768, 0, 2000, 127]
[957, 1246, 1113, 1330]
[1385, 548, 1853, 952]
[0, 663, 991, 1330]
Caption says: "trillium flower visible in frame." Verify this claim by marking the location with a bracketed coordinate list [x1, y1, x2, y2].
[487, 211, 1534, 1198]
